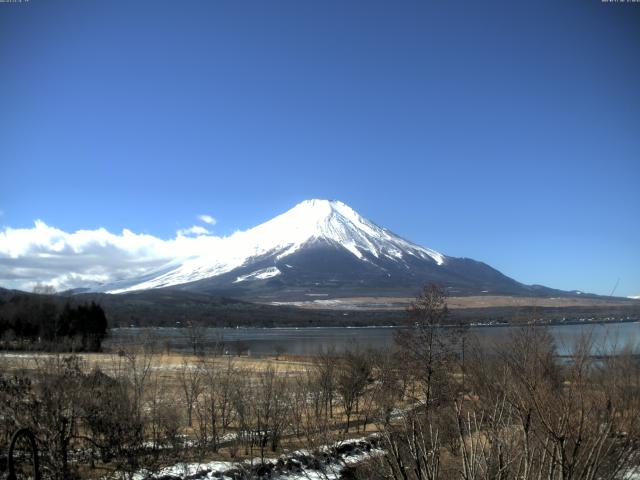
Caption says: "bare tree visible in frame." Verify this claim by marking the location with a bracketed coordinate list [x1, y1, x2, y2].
[230, 367, 253, 457]
[80, 366, 147, 478]
[274, 344, 287, 360]
[178, 359, 202, 428]
[183, 321, 207, 356]
[146, 370, 180, 451]
[461, 326, 640, 480]
[314, 346, 337, 420]
[253, 365, 291, 460]
[30, 355, 85, 479]
[395, 284, 457, 409]
[336, 349, 371, 433]
[119, 347, 154, 424]
[232, 340, 250, 357]
[196, 356, 236, 452]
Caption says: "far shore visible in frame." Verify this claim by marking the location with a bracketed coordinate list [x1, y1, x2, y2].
[267, 294, 640, 311]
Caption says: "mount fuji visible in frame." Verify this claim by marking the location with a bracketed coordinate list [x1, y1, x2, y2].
[97, 199, 568, 300]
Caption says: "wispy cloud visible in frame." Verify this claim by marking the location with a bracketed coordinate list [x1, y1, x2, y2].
[0, 220, 224, 292]
[198, 214, 216, 225]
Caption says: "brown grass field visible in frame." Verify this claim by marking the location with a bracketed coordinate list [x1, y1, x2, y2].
[275, 294, 640, 310]
[0, 351, 314, 377]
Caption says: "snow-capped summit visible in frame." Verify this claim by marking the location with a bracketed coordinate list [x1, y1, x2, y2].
[105, 199, 444, 294]
[245, 199, 444, 265]
[102, 199, 553, 299]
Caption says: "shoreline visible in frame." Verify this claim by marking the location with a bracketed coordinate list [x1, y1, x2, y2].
[109, 317, 640, 331]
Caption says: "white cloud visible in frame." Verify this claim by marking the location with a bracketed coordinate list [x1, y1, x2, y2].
[177, 225, 210, 236]
[0, 220, 224, 292]
[198, 214, 217, 225]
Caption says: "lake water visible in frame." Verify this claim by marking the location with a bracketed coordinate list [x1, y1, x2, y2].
[107, 322, 640, 357]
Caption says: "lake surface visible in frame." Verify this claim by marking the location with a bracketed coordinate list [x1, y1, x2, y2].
[107, 322, 640, 357]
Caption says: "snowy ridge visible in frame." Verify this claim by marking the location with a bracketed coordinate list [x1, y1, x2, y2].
[105, 199, 445, 294]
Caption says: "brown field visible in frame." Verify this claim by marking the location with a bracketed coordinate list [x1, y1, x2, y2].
[447, 295, 639, 308]
[0, 351, 314, 377]
[273, 294, 639, 310]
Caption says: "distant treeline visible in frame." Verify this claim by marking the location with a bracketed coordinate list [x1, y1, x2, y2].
[0, 293, 108, 351]
[0, 286, 638, 338]
[82, 293, 640, 329]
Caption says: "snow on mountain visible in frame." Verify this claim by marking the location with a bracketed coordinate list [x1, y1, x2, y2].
[629, 295, 640, 300]
[234, 267, 281, 283]
[105, 199, 445, 294]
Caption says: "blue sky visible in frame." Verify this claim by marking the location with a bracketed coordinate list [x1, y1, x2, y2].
[0, 0, 639, 296]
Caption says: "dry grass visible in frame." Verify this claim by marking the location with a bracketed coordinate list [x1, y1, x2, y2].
[271, 294, 639, 310]
[0, 351, 314, 378]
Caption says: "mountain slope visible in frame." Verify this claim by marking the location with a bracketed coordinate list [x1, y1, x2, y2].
[97, 199, 571, 300]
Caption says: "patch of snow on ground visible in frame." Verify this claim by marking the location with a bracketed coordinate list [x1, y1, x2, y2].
[132, 460, 234, 480]
[125, 436, 383, 480]
[623, 467, 640, 479]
